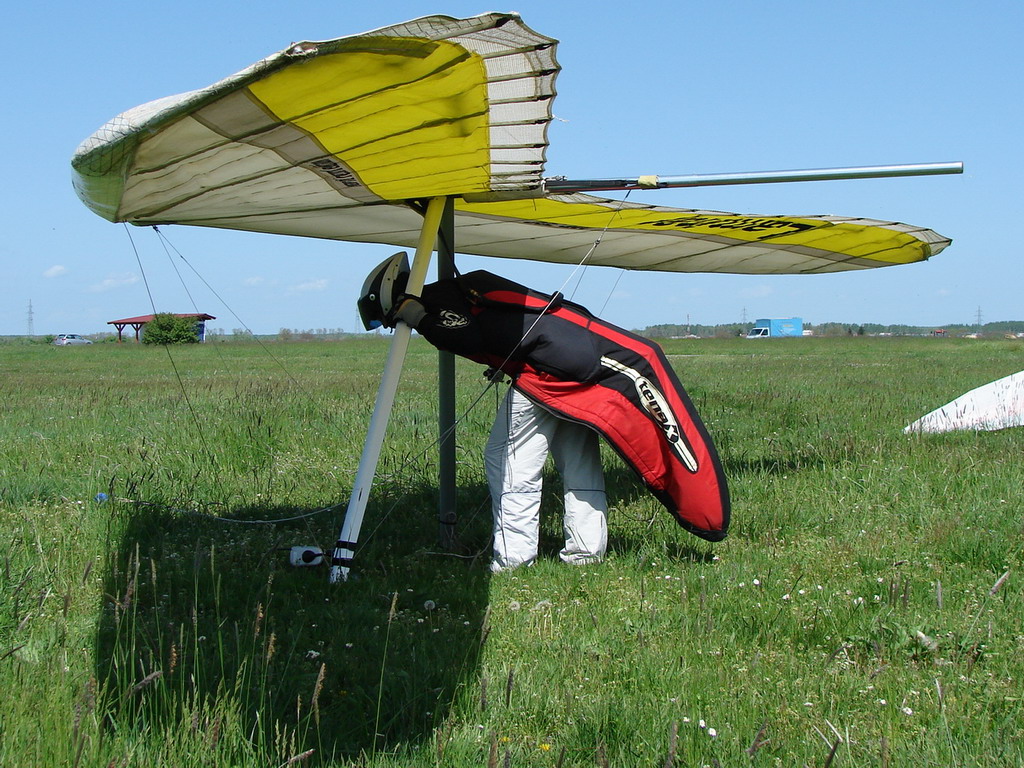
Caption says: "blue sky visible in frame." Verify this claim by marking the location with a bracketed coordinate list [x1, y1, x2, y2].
[4, 1, 1019, 336]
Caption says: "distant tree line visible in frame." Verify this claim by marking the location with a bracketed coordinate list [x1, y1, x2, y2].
[637, 320, 1024, 339]
[200, 327, 355, 341]
[276, 327, 350, 341]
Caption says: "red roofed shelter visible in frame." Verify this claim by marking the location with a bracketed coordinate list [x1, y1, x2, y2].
[108, 313, 216, 343]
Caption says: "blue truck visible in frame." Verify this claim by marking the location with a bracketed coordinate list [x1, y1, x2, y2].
[746, 317, 803, 338]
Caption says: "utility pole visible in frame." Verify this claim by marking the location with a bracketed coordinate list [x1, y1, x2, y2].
[26, 300, 34, 337]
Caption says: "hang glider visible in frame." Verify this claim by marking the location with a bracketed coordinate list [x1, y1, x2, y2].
[72, 12, 954, 274]
[73, 12, 961, 581]
[905, 370, 1024, 433]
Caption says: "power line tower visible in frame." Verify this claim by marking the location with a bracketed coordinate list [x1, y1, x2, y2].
[26, 299, 34, 337]
[741, 306, 747, 324]
[975, 305, 983, 330]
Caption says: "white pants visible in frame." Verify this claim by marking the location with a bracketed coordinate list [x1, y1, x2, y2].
[484, 387, 607, 572]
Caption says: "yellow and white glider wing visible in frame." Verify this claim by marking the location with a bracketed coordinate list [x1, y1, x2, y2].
[72, 13, 558, 221]
[453, 194, 951, 274]
[172, 192, 949, 274]
[71, 13, 951, 274]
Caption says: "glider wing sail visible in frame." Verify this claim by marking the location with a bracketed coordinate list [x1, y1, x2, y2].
[72, 13, 558, 221]
[905, 370, 1024, 433]
[452, 194, 949, 274]
[72, 13, 951, 275]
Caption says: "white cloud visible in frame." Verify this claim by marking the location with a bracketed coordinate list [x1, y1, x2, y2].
[740, 284, 774, 299]
[44, 265, 67, 278]
[243, 276, 265, 287]
[288, 278, 329, 293]
[87, 272, 140, 293]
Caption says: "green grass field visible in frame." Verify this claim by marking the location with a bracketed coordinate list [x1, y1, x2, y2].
[1, 336, 1021, 766]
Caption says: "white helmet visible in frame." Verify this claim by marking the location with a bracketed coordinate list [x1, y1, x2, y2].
[357, 252, 410, 330]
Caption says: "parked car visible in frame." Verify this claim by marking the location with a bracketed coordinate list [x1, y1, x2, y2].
[53, 333, 93, 346]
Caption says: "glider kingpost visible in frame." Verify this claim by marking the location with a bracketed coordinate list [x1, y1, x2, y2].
[71, 13, 962, 581]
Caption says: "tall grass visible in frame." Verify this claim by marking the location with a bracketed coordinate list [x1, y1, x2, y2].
[1, 336, 1022, 765]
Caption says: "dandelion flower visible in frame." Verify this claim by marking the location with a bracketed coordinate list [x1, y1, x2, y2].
[423, 600, 436, 611]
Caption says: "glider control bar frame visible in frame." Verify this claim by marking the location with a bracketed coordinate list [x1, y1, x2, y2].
[330, 196, 448, 583]
[436, 199, 458, 549]
[543, 161, 963, 194]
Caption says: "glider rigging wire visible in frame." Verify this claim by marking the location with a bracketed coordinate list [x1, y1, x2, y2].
[122, 191, 627, 541]
[154, 227, 314, 395]
[122, 227, 493, 537]
[566, 189, 633, 305]
[122, 224, 215, 468]
[123, 227, 344, 526]
[598, 270, 627, 318]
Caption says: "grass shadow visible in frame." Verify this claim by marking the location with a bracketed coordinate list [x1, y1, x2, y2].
[94, 454, 725, 762]
[95, 481, 493, 764]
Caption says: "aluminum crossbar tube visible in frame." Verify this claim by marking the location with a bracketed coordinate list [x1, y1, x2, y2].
[543, 161, 963, 194]
[330, 196, 447, 584]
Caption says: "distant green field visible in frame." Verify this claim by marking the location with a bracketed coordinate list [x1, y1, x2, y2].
[1, 337, 1022, 766]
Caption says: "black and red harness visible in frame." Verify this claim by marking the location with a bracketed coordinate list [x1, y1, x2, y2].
[416, 271, 730, 542]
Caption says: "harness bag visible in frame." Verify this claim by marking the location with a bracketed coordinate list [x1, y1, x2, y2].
[461, 272, 731, 542]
